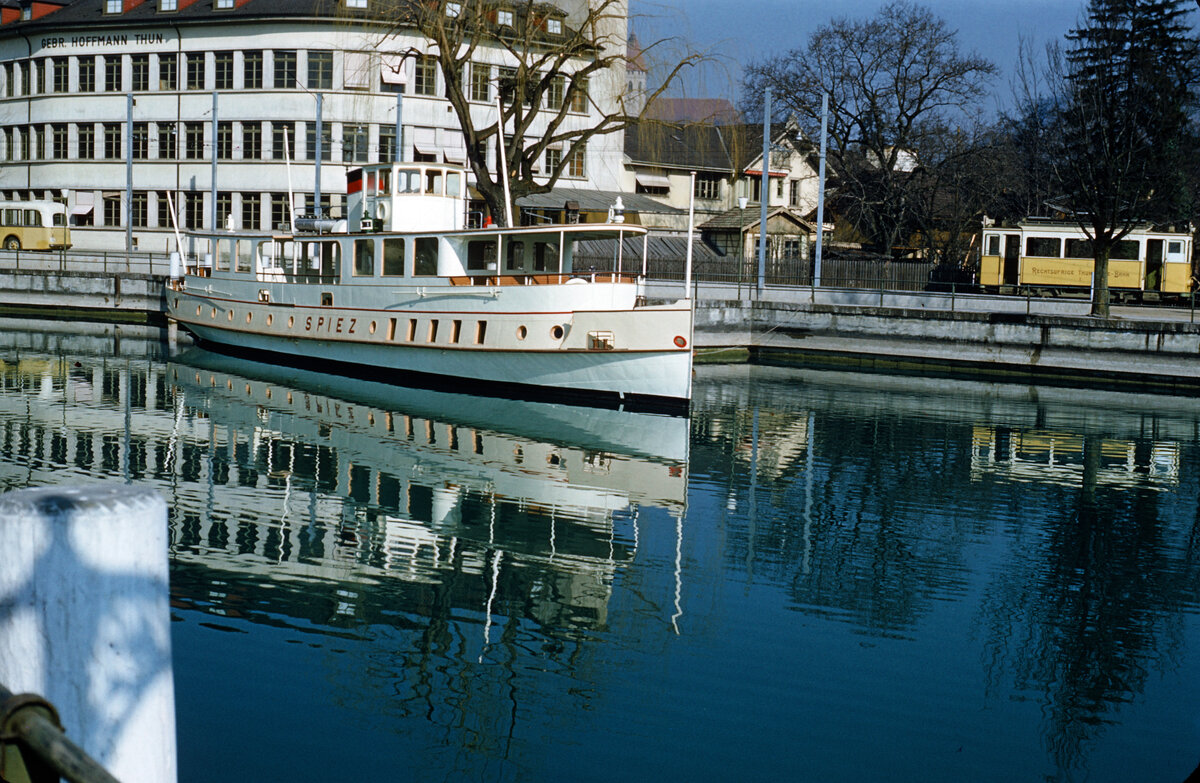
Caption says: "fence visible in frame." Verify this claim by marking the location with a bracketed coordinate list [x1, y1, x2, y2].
[0, 248, 169, 276]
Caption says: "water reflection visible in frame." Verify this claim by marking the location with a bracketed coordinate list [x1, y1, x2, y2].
[2, 327, 1199, 781]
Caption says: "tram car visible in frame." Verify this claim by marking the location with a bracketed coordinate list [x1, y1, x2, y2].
[979, 220, 1193, 302]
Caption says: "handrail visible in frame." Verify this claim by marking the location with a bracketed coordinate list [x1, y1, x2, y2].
[0, 684, 120, 783]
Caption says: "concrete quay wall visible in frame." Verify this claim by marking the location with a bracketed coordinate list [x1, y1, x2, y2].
[0, 270, 166, 322]
[694, 300, 1200, 391]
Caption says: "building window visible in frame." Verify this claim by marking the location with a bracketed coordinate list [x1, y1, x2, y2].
[52, 58, 67, 92]
[243, 51, 262, 89]
[546, 18, 562, 34]
[157, 192, 175, 229]
[11, 127, 24, 161]
[159, 0, 177, 10]
[103, 195, 121, 227]
[78, 57, 96, 92]
[77, 124, 95, 159]
[695, 174, 721, 200]
[306, 124, 331, 161]
[51, 124, 67, 159]
[105, 55, 122, 92]
[379, 126, 396, 163]
[32, 126, 44, 159]
[183, 193, 203, 229]
[216, 192, 233, 227]
[270, 193, 291, 230]
[184, 122, 204, 159]
[497, 9, 513, 25]
[214, 51, 233, 90]
[789, 180, 800, 207]
[158, 122, 176, 159]
[158, 54, 176, 90]
[217, 122, 233, 159]
[271, 122, 294, 160]
[31, 59, 43, 95]
[469, 62, 490, 102]
[130, 54, 148, 91]
[345, 0, 367, 6]
[215, 0, 233, 8]
[106, 0, 122, 13]
[343, 124, 368, 163]
[103, 123, 122, 159]
[546, 76, 565, 110]
[17, 62, 28, 95]
[132, 122, 148, 159]
[545, 147, 561, 174]
[569, 77, 588, 112]
[241, 193, 261, 230]
[567, 143, 585, 177]
[242, 122, 262, 159]
[131, 191, 148, 228]
[307, 50, 333, 90]
[185, 53, 204, 90]
[413, 57, 437, 96]
[273, 50, 296, 89]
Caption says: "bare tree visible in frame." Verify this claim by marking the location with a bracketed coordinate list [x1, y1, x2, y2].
[383, 1, 699, 226]
[742, 1, 995, 256]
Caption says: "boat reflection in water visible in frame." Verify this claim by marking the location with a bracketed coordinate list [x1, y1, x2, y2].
[165, 345, 688, 633]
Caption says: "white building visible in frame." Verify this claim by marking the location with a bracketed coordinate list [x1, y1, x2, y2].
[0, 0, 629, 251]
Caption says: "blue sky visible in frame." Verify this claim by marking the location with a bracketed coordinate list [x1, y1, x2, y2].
[631, 0, 1088, 112]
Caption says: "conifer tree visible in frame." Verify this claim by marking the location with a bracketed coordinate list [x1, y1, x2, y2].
[1055, 0, 1198, 315]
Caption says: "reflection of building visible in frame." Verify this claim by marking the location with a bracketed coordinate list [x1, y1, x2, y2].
[970, 426, 1179, 490]
[0, 345, 688, 634]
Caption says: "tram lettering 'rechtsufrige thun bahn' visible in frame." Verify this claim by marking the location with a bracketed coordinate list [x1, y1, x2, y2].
[165, 162, 695, 413]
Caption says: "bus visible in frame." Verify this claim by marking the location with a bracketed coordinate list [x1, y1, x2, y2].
[980, 220, 1192, 302]
[0, 200, 71, 251]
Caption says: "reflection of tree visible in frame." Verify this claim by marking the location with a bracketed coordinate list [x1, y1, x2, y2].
[979, 434, 1194, 774]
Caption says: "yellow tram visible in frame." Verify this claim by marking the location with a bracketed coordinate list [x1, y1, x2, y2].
[979, 220, 1193, 301]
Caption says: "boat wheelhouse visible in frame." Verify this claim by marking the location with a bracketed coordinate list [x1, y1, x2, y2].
[166, 163, 694, 412]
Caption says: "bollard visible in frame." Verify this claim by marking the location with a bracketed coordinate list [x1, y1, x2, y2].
[0, 485, 176, 783]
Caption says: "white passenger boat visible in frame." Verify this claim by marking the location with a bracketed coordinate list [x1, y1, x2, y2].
[165, 162, 694, 412]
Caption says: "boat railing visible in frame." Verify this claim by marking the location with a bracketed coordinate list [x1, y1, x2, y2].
[0, 682, 120, 783]
[447, 273, 640, 287]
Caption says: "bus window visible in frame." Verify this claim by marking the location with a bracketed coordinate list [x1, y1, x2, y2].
[52, 211, 65, 226]
[414, 237, 438, 276]
[382, 238, 406, 275]
[353, 238, 375, 276]
[446, 172, 461, 198]
[24, 210, 40, 227]
[1025, 236, 1061, 257]
[3, 209, 18, 226]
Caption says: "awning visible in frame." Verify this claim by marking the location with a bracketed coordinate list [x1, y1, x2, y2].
[71, 204, 93, 215]
[380, 54, 407, 85]
[413, 127, 438, 156]
[72, 191, 94, 214]
[635, 172, 671, 189]
[443, 130, 467, 163]
[744, 169, 787, 178]
[344, 51, 372, 89]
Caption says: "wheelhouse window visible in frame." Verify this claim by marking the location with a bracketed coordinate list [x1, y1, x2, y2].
[467, 240, 497, 271]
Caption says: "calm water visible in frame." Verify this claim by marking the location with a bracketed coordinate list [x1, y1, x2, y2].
[1, 322, 1198, 782]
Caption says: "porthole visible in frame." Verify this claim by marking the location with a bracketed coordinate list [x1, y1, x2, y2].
[245, 384, 252, 395]
[369, 321, 377, 335]
[174, 297, 179, 308]
[195, 305, 201, 316]
[266, 388, 273, 399]
[227, 380, 233, 390]
[245, 313, 252, 324]
[287, 316, 295, 328]
[550, 325, 564, 340]
[266, 313, 274, 326]
[227, 310, 234, 321]
[210, 307, 217, 318]
[516, 325, 527, 340]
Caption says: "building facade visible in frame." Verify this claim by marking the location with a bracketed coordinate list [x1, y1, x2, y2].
[0, 0, 629, 251]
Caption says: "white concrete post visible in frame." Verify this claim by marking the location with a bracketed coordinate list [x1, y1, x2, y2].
[0, 484, 177, 782]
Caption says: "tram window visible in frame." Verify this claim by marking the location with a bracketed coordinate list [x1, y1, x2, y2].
[397, 169, 420, 193]
[414, 237, 438, 275]
[1025, 236, 1061, 257]
[51, 212, 65, 226]
[506, 241, 525, 271]
[446, 171, 461, 198]
[382, 238, 405, 275]
[1169, 241, 1183, 254]
[467, 240, 496, 271]
[1111, 240, 1139, 260]
[1065, 238, 1093, 259]
[353, 238, 375, 276]
[426, 170, 443, 195]
[985, 234, 1000, 255]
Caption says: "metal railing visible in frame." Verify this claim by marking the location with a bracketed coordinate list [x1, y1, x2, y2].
[0, 248, 169, 276]
[0, 684, 119, 783]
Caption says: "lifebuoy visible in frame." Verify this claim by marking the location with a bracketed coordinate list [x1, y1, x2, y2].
[673, 335, 687, 348]
[375, 201, 390, 221]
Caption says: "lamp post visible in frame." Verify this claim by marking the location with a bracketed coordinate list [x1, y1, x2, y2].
[737, 195, 748, 299]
